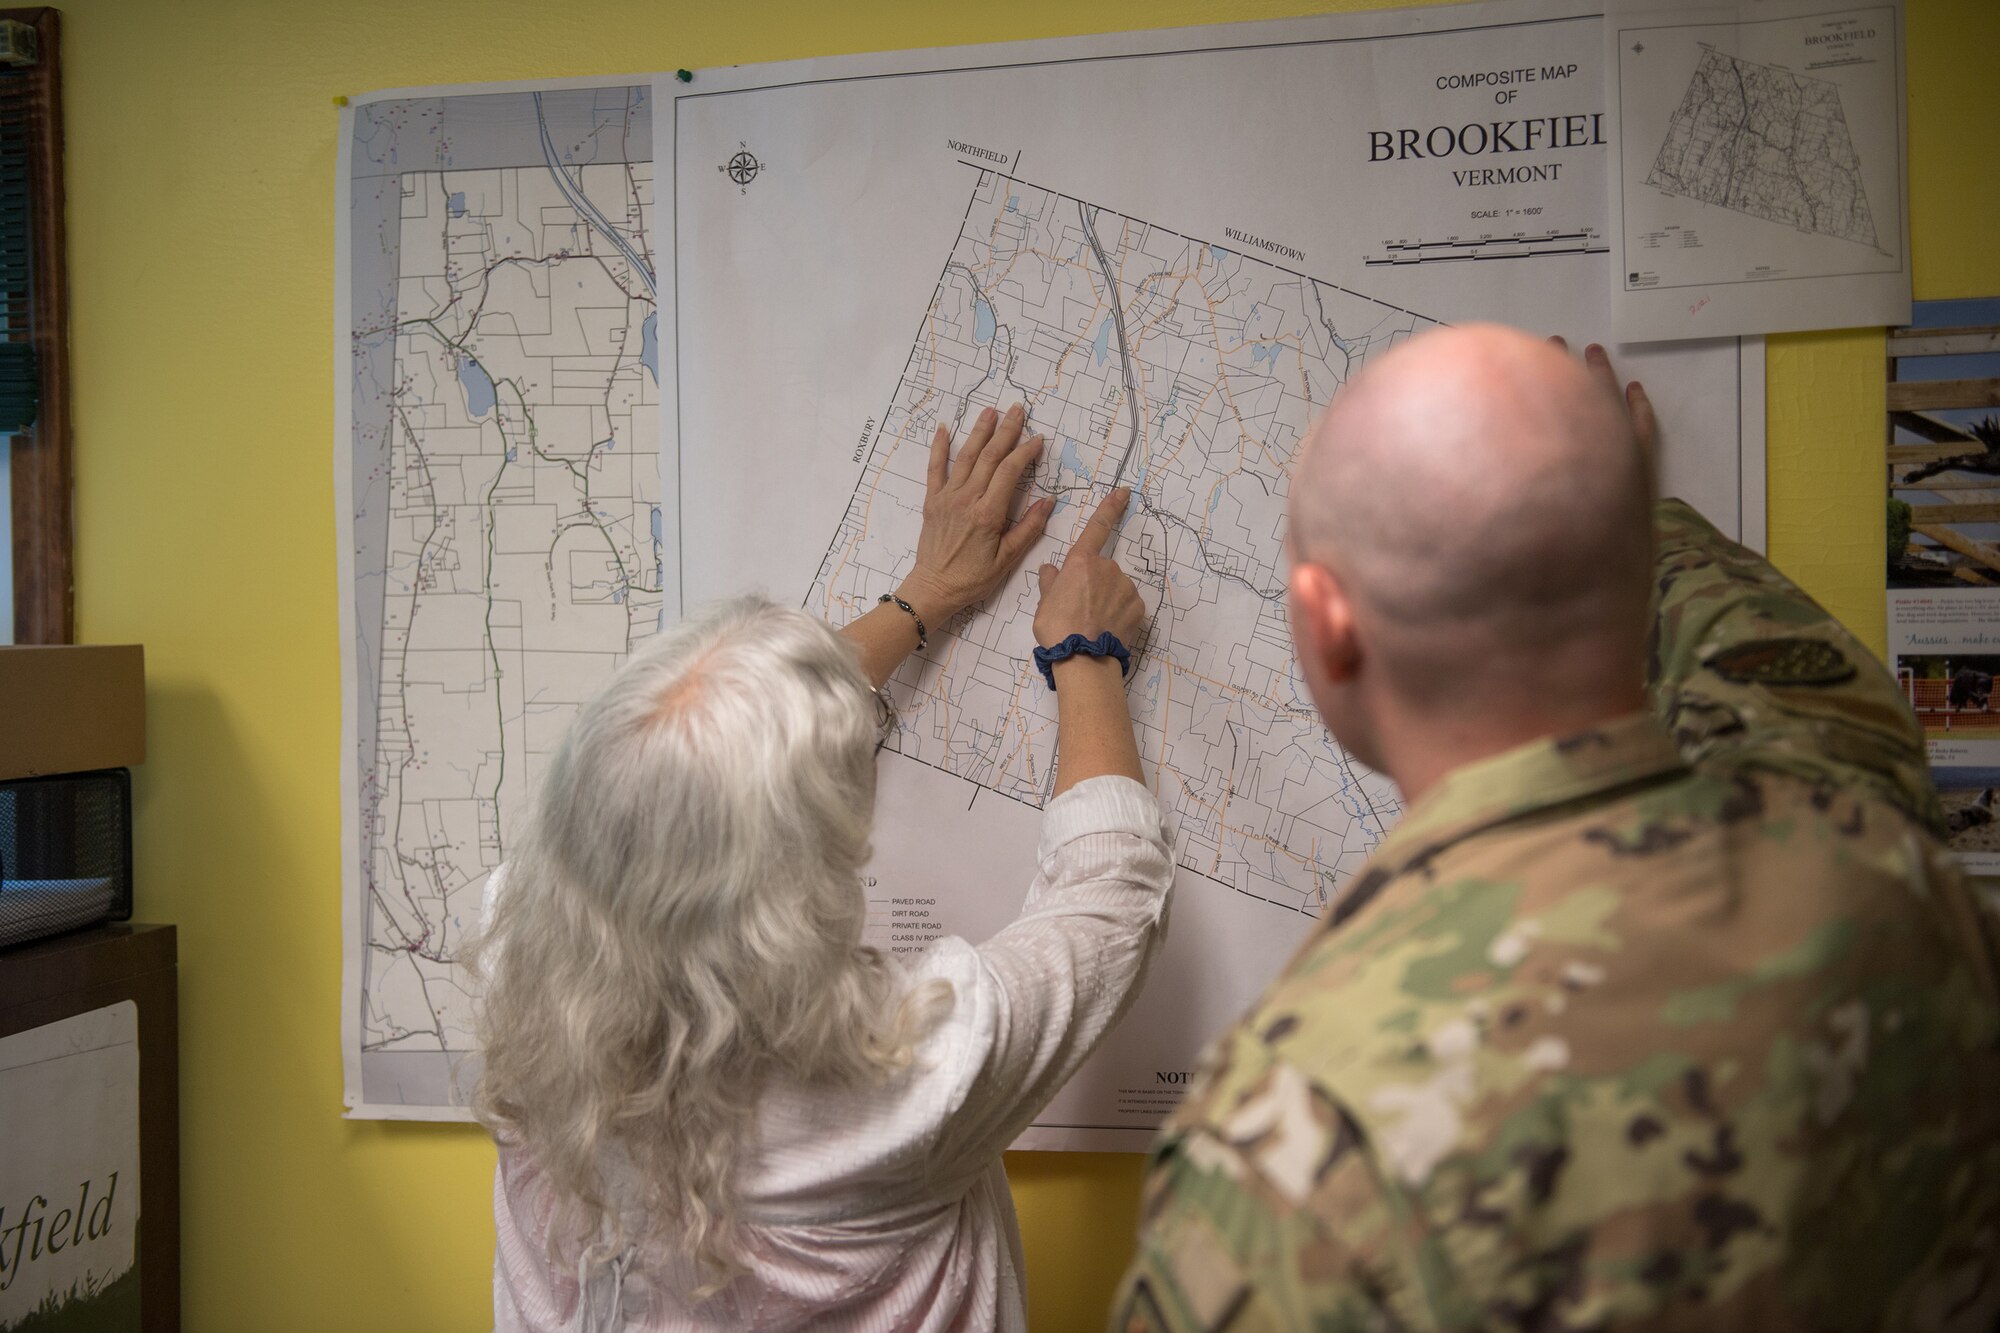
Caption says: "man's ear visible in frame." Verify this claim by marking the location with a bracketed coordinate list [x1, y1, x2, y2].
[1288, 561, 1361, 683]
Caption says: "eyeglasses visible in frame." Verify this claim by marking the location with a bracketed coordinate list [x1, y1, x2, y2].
[872, 687, 899, 756]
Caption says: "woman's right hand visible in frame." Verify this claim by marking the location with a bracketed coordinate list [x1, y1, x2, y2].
[1033, 489, 1146, 648]
[1038, 488, 1148, 794]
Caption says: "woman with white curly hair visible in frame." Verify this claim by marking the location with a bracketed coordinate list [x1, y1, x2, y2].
[472, 403, 1171, 1330]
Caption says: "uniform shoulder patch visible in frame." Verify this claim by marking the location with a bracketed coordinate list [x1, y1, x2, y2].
[1703, 638, 1856, 687]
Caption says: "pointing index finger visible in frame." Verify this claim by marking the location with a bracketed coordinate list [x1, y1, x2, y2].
[1070, 487, 1131, 561]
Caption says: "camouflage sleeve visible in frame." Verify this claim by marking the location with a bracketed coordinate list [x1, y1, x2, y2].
[1111, 1119, 1419, 1332]
[1650, 498, 1942, 833]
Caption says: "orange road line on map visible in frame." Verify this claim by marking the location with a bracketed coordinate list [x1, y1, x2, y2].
[1110, 218, 1149, 484]
[1009, 689, 1056, 791]
[1049, 273, 1110, 400]
[994, 682, 1029, 787]
[1146, 378, 1224, 479]
[1208, 700, 1237, 878]
[1162, 760, 1317, 874]
[1004, 687, 1045, 791]
[975, 214, 1230, 492]
[977, 216, 1101, 342]
[1127, 275, 1199, 388]
[931, 631, 969, 747]
[1111, 266, 1202, 485]
[1192, 269, 1297, 479]
[1148, 650, 1286, 715]
[964, 223, 1113, 413]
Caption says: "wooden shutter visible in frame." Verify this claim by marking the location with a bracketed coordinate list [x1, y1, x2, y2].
[0, 7, 68, 644]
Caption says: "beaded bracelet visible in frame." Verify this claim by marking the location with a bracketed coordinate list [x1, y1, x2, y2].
[1032, 632, 1132, 690]
[878, 592, 927, 651]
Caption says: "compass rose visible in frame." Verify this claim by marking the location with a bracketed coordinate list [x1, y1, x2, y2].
[720, 143, 764, 193]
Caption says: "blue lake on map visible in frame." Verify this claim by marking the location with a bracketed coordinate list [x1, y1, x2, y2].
[973, 298, 996, 345]
[457, 355, 496, 417]
[1058, 435, 1088, 487]
[447, 192, 466, 217]
[641, 311, 658, 383]
[1093, 316, 1112, 366]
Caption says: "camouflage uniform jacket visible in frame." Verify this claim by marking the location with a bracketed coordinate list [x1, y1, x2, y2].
[1115, 500, 2000, 1332]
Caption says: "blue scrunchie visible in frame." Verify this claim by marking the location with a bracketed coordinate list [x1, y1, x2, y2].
[1032, 632, 1132, 690]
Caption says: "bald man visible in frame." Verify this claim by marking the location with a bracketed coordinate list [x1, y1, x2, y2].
[1114, 326, 2000, 1331]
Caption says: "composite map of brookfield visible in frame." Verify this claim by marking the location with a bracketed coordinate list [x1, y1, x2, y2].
[809, 172, 1424, 918]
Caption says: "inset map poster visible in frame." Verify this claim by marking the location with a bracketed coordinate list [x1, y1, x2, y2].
[1608, 2, 1908, 340]
[0, 1004, 140, 1330]
[336, 81, 662, 1118]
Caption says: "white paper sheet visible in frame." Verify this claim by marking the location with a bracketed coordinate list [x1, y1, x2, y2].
[655, 0, 1766, 1150]
[1605, 0, 1909, 341]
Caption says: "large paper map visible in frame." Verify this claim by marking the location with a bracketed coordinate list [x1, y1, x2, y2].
[340, 85, 659, 1114]
[662, 0, 1762, 1148]
[808, 172, 1421, 914]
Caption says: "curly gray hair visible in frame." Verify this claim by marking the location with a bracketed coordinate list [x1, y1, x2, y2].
[469, 595, 951, 1291]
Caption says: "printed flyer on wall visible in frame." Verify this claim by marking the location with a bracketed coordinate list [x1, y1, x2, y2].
[1885, 296, 2000, 872]
[1889, 587, 2000, 872]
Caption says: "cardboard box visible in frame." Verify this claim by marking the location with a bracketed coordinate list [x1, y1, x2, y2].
[0, 645, 145, 780]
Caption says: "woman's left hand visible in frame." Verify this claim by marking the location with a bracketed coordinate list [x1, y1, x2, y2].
[896, 403, 1056, 627]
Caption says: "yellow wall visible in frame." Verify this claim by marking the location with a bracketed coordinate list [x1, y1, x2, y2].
[58, 0, 1998, 1328]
